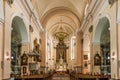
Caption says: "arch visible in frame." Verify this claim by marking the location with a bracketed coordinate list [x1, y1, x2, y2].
[11, 16, 29, 44]
[11, 16, 29, 75]
[93, 15, 111, 75]
[93, 15, 110, 44]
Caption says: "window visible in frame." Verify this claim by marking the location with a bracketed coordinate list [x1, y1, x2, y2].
[71, 36, 76, 60]
[47, 39, 51, 61]
[0, 0, 4, 21]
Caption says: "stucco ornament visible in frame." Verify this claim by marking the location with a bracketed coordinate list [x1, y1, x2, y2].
[7, 0, 14, 5]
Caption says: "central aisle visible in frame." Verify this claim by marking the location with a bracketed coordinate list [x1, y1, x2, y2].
[52, 72, 70, 80]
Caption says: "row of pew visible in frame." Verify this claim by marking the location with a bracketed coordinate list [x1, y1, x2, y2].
[70, 73, 109, 80]
[14, 73, 53, 80]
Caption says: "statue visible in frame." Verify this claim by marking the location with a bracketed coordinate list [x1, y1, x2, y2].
[33, 38, 41, 54]
[59, 52, 63, 59]
[55, 53, 67, 71]
[59, 53, 63, 64]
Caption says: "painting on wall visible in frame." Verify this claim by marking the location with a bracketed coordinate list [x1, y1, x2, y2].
[84, 55, 88, 60]
[21, 53, 28, 66]
[94, 53, 101, 66]
[84, 61, 88, 68]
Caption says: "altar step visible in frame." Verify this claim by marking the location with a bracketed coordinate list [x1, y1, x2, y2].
[52, 73, 70, 80]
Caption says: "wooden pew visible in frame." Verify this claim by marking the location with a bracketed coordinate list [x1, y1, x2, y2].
[70, 73, 109, 80]
[14, 73, 53, 80]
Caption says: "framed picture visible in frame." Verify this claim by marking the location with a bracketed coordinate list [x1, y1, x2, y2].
[94, 53, 101, 66]
[21, 53, 28, 66]
[84, 55, 88, 60]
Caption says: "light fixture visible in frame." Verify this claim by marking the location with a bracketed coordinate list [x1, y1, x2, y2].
[111, 52, 115, 61]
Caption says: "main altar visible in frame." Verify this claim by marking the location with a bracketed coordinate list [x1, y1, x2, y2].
[54, 31, 69, 71]
[55, 54, 67, 71]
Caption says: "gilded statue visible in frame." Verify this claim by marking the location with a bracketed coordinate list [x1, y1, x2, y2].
[33, 38, 40, 54]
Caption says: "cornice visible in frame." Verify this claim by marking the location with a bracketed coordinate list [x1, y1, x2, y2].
[79, 0, 107, 32]
[78, 0, 98, 32]
[24, 0, 44, 32]
[16, 0, 44, 33]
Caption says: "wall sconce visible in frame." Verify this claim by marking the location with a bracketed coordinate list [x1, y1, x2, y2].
[111, 57, 115, 61]
[52, 58, 54, 60]
[88, 60, 91, 64]
[46, 62, 48, 65]
[111, 52, 115, 61]
[5, 52, 10, 61]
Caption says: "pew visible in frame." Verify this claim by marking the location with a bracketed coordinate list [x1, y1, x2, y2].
[14, 73, 53, 80]
[70, 73, 109, 80]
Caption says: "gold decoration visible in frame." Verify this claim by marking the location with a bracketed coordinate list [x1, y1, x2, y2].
[54, 19, 68, 41]
[54, 32, 68, 41]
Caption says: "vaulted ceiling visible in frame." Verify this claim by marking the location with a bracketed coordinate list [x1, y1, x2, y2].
[30, 0, 91, 40]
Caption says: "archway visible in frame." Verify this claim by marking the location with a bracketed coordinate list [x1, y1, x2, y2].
[11, 16, 28, 75]
[93, 17, 110, 75]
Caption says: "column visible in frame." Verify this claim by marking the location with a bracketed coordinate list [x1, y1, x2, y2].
[0, 0, 4, 80]
[76, 32, 83, 73]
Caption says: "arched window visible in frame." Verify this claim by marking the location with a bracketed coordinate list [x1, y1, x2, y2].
[0, 0, 4, 22]
[117, 0, 120, 23]
[71, 36, 76, 60]
[47, 40, 51, 60]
